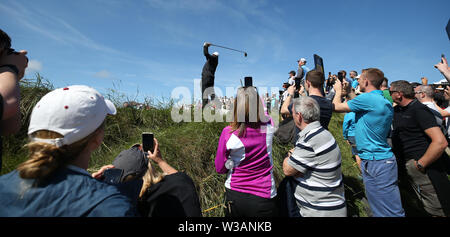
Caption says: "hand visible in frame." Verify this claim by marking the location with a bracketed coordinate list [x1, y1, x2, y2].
[415, 160, 426, 173]
[92, 164, 115, 179]
[287, 85, 295, 96]
[0, 49, 28, 80]
[434, 58, 450, 73]
[204, 42, 211, 47]
[355, 156, 362, 171]
[333, 79, 342, 92]
[345, 140, 351, 146]
[147, 138, 163, 164]
[299, 85, 305, 95]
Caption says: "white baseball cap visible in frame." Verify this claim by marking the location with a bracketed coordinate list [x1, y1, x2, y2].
[297, 58, 306, 62]
[212, 52, 219, 56]
[28, 85, 116, 147]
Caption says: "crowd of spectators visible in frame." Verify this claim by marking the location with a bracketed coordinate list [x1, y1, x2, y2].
[0, 27, 449, 217]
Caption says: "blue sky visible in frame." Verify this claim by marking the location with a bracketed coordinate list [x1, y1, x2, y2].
[1, 0, 449, 104]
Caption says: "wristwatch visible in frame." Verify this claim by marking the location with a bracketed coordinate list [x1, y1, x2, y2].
[416, 160, 425, 172]
[0, 64, 19, 76]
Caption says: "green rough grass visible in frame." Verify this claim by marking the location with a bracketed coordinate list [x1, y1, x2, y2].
[2, 74, 372, 217]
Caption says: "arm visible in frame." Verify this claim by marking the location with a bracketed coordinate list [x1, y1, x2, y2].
[203, 42, 211, 59]
[215, 129, 230, 174]
[283, 157, 303, 177]
[417, 126, 448, 170]
[332, 80, 352, 113]
[433, 101, 450, 118]
[148, 138, 178, 175]
[295, 67, 304, 80]
[280, 85, 295, 115]
[0, 50, 28, 135]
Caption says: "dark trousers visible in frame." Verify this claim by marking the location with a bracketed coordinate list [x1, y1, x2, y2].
[276, 176, 301, 217]
[201, 77, 215, 108]
[224, 188, 278, 217]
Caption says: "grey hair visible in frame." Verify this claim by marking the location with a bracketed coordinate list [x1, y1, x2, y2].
[292, 96, 320, 123]
[417, 85, 434, 99]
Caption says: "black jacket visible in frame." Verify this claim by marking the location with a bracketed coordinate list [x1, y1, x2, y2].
[138, 172, 202, 217]
[201, 45, 218, 82]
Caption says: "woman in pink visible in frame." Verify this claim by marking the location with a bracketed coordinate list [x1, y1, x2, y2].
[215, 86, 277, 217]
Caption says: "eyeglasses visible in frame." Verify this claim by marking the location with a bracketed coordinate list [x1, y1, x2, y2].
[415, 91, 424, 94]
[389, 90, 399, 96]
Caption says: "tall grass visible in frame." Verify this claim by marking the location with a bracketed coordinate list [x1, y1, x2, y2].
[2, 73, 375, 217]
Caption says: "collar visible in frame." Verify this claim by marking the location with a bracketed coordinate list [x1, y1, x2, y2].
[299, 121, 321, 138]
[66, 165, 91, 177]
[398, 99, 418, 110]
[369, 90, 383, 95]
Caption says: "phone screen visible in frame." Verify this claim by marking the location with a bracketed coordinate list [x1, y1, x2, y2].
[103, 168, 123, 184]
[142, 132, 154, 153]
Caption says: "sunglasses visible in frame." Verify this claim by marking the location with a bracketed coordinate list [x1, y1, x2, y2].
[389, 90, 399, 96]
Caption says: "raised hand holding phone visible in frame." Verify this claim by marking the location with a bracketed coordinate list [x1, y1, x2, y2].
[146, 138, 178, 175]
[434, 54, 450, 82]
[147, 137, 162, 164]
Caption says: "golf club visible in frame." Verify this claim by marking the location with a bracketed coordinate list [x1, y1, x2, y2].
[210, 43, 247, 57]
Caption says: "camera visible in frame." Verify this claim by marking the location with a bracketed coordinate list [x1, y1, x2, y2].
[6, 48, 18, 55]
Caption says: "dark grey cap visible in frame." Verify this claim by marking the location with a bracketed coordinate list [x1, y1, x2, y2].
[112, 144, 149, 182]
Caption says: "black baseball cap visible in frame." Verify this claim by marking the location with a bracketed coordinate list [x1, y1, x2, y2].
[112, 144, 149, 182]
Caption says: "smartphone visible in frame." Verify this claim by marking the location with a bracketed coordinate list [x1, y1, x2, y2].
[142, 132, 154, 153]
[337, 72, 344, 82]
[103, 168, 123, 184]
[244, 76, 253, 87]
[313, 54, 324, 75]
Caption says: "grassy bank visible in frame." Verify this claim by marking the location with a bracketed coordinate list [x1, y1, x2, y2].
[2, 74, 371, 217]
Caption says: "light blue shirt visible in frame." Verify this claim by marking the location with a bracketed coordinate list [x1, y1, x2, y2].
[342, 112, 356, 139]
[351, 80, 359, 89]
[301, 65, 310, 78]
[347, 90, 393, 160]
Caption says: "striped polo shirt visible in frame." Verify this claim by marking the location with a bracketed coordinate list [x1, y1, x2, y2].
[288, 121, 346, 217]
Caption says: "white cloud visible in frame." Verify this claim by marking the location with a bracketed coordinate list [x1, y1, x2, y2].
[94, 70, 111, 79]
[26, 59, 43, 72]
[0, 1, 120, 55]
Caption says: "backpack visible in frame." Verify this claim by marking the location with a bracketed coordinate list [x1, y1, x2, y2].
[274, 117, 297, 145]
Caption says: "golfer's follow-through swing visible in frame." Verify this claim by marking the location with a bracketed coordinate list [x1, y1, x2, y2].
[201, 42, 219, 109]
[201, 42, 248, 108]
